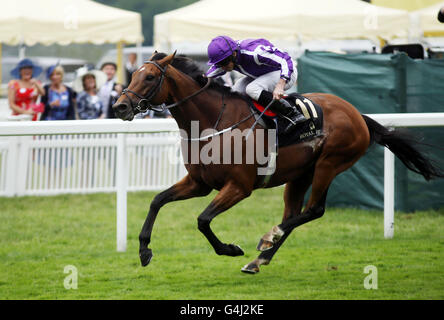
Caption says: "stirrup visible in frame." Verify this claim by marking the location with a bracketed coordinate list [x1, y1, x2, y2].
[283, 120, 300, 134]
[282, 110, 308, 134]
[291, 112, 308, 124]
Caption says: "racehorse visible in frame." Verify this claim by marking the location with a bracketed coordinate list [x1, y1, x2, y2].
[112, 52, 443, 274]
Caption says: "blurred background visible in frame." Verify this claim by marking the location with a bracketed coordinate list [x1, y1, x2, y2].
[1, 0, 443, 92]
[1, 0, 443, 210]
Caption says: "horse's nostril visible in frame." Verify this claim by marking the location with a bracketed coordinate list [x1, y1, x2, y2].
[114, 104, 129, 113]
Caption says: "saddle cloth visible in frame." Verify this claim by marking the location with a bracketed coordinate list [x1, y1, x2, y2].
[249, 93, 324, 148]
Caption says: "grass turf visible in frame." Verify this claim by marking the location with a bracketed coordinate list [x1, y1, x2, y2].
[0, 188, 443, 299]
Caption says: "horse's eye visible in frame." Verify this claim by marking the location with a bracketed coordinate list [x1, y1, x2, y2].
[146, 75, 155, 81]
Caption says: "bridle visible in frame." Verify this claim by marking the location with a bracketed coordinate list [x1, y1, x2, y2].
[120, 58, 265, 145]
[121, 60, 211, 113]
[121, 61, 168, 113]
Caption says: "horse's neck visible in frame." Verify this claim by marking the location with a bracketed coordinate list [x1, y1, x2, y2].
[168, 90, 216, 133]
[167, 73, 251, 136]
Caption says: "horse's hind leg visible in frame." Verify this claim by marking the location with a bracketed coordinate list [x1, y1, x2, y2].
[197, 180, 251, 257]
[256, 150, 364, 255]
[139, 174, 212, 267]
[242, 173, 313, 274]
[255, 159, 338, 257]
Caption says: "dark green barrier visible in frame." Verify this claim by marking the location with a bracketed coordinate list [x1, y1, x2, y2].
[297, 51, 444, 211]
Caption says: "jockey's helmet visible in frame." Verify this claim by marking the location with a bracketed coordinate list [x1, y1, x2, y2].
[207, 36, 237, 66]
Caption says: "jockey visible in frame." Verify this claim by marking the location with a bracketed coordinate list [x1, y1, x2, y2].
[205, 36, 307, 133]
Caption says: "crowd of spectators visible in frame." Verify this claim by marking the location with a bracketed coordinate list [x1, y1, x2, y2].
[7, 54, 171, 121]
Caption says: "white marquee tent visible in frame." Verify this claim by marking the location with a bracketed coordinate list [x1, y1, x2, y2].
[413, 1, 444, 37]
[0, 0, 143, 45]
[0, 0, 144, 84]
[154, 0, 410, 52]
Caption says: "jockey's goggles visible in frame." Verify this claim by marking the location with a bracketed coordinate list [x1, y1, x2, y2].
[215, 55, 234, 68]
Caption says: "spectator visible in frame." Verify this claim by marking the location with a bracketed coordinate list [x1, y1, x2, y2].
[73, 70, 107, 120]
[98, 62, 123, 119]
[40, 65, 77, 120]
[125, 53, 138, 86]
[438, 7, 444, 23]
[8, 58, 45, 121]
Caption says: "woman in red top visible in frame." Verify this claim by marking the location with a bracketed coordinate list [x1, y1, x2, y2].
[8, 59, 45, 121]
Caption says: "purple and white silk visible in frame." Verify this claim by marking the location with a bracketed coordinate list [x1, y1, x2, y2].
[206, 38, 295, 81]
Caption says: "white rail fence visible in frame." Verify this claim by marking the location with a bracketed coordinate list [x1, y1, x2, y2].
[365, 113, 444, 239]
[0, 119, 185, 252]
[1, 114, 443, 250]
[0, 120, 185, 197]
[0, 132, 184, 196]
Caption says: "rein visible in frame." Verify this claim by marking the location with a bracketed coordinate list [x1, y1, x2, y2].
[121, 60, 211, 114]
[122, 59, 260, 142]
[161, 76, 211, 111]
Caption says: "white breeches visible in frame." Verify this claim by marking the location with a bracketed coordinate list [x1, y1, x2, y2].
[232, 70, 297, 101]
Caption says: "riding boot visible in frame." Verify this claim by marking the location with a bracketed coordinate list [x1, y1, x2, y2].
[257, 91, 307, 133]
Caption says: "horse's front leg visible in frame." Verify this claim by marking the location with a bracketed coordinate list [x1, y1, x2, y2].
[197, 180, 251, 257]
[139, 174, 211, 266]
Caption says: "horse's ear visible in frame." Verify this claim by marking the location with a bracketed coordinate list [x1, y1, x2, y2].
[147, 50, 158, 61]
[160, 50, 177, 67]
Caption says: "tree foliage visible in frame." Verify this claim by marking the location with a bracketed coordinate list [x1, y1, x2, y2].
[94, 0, 199, 45]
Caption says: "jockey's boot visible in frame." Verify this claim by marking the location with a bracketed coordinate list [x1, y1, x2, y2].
[258, 91, 307, 134]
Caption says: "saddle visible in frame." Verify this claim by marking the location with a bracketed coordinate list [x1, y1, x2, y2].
[248, 93, 324, 148]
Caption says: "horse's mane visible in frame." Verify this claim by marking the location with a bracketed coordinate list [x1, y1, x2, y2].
[151, 52, 248, 101]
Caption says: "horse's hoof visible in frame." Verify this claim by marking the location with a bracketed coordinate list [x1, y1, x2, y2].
[228, 243, 244, 256]
[256, 239, 274, 251]
[139, 248, 153, 267]
[241, 263, 259, 274]
[257, 226, 284, 251]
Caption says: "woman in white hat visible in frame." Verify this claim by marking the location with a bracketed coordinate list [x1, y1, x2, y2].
[74, 70, 107, 120]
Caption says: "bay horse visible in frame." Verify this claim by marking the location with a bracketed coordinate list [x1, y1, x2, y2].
[112, 52, 443, 274]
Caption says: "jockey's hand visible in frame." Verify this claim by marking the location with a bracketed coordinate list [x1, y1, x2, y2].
[273, 78, 287, 100]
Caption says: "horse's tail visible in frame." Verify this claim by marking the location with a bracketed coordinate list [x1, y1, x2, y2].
[362, 114, 444, 181]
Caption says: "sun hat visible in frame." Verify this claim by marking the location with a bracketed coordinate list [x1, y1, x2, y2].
[73, 68, 107, 92]
[207, 36, 237, 66]
[46, 65, 57, 79]
[46, 61, 62, 79]
[10, 58, 43, 79]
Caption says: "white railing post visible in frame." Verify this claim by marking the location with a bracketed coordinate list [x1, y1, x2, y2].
[384, 148, 395, 239]
[5, 136, 19, 197]
[116, 133, 128, 252]
[16, 136, 31, 196]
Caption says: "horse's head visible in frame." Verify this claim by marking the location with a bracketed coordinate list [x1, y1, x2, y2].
[113, 51, 176, 121]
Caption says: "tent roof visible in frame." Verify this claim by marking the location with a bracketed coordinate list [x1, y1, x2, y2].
[413, 1, 444, 36]
[0, 0, 144, 46]
[154, 0, 410, 51]
[372, 0, 442, 12]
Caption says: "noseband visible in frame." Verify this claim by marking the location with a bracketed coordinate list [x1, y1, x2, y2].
[121, 61, 167, 113]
